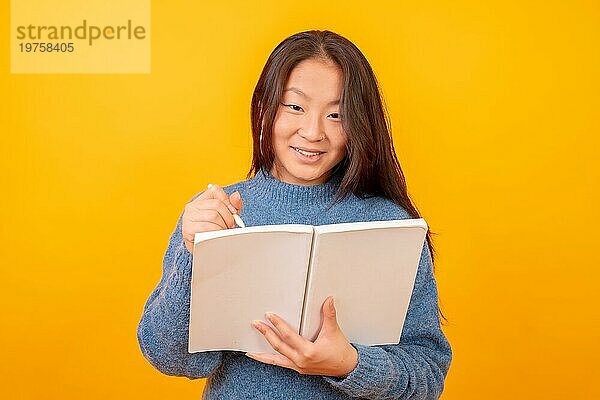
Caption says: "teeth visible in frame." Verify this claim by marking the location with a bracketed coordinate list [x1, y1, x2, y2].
[294, 147, 321, 157]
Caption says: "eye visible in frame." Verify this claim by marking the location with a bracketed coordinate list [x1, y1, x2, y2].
[328, 112, 341, 120]
[281, 103, 303, 112]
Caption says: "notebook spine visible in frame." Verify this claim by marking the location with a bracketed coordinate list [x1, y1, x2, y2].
[299, 227, 317, 337]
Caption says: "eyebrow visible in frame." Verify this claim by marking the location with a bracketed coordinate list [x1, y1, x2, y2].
[284, 87, 340, 106]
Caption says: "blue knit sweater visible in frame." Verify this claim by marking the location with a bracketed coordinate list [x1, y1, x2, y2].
[137, 168, 452, 399]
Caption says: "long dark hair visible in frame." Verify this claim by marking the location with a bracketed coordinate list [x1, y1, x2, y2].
[248, 30, 446, 322]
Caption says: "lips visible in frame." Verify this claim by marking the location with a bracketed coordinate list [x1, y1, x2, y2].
[290, 146, 325, 156]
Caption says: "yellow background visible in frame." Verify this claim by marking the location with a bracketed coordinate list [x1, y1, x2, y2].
[1, 1, 598, 399]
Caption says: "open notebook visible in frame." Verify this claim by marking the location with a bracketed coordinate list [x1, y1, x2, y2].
[188, 218, 428, 354]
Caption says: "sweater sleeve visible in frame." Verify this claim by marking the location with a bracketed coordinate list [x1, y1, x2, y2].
[136, 209, 224, 378]
[322, 239, 452, 399]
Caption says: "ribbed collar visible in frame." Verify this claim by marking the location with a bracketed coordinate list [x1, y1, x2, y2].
[246, 167, 344, 207]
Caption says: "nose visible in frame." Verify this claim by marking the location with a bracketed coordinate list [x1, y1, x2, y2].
[299, 113, 325, 142]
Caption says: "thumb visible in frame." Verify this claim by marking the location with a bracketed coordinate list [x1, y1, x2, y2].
[316, 296, 339, 341]
[322, 296, 338, 328]
[229, 191, 243, 212]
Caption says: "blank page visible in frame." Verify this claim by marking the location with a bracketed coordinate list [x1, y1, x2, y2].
[300, 219, 427, 345]
[189, 225, 313, 353]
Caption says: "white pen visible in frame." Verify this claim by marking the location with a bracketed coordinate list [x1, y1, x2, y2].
[207, 183, 246, 228]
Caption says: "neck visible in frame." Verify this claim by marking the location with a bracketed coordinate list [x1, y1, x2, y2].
[269, 164, 333, 187]
[247, 167, 343, 207]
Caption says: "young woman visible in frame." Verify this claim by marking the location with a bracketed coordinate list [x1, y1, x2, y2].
[137, 30, 452, 399]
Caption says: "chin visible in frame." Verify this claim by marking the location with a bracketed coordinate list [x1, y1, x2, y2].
[292, 169, 328, 184]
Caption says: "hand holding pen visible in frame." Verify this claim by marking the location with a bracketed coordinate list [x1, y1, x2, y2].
[181, 183, 245, 254]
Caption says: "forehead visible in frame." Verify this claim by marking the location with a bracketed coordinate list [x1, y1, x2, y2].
[283, 59, 343, 100]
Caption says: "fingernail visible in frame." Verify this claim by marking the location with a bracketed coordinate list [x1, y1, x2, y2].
[265, 312, 273, 320]
[207, 183, 214, 189]
[233, 214, 246, 228]
[227, 204, 238, 214]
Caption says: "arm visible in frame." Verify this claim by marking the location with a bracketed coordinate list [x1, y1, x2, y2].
[322, 240, 452, 399]
[136, 211, 224, 378]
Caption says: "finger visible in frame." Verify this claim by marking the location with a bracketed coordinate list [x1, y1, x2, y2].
[251, 320, 297, 360]
[187, 207, 230, 230]
[183, 221, 224, 253]
[201, 184, 239, 214]
[182, 221, 224, 243]
[323, 296, 337, 322]
[229, 191, 243, 213]
[184, 240, 193, 254]
[192, 199, 236, 229]
[317, 296, 339, 340]
[245, 352, 301, 373]
[265, 312, 311, 350]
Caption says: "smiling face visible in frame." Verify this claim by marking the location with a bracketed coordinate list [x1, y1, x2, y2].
[269, 58, 347, 186]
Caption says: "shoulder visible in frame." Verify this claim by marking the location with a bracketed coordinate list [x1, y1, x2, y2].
[360, 195, 413, 221]
[337, 193, 413, 222]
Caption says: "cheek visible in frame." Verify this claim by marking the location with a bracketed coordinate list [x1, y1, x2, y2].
[330, 131, 348, 155]
[273, 113, 296, 133]
[272, 119, 294, 147]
